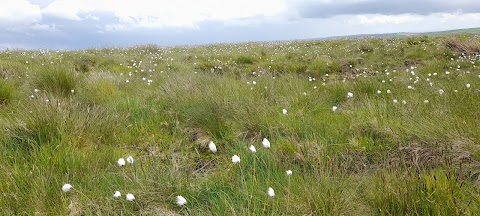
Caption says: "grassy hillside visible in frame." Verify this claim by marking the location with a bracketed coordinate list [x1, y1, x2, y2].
[1, 33, 480, 215]
[322, 27, 480, 40]
[424, 27, 480, 36]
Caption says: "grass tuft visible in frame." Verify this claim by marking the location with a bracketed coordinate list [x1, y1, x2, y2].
[33, 66, 79, 96]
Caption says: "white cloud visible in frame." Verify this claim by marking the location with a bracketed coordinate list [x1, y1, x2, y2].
[42, 0, 287, 29]
[0, 0, 42, 28]
[349, 12, 480, 27]
[437, 12, 480, 23]
[42, 0, 83, 20]
[3, 0, 480, 50]
[355, 14, 423, 25]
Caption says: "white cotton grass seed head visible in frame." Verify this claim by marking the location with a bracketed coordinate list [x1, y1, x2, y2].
[393, 99, 398, 103]
[208, 141, 217, 153]
[466, 83, 471, 88]
[62, 184, 73, 192]
[387, 89, 391, 94]
[377, 90, 381, 94]
[438, 89, 444, 95]
[262, 138, 271, 148]
[347, 92, 353, 98]
[176, 196, 187, 206]
[286, 170, 293, 176]
[126, 156, 134, 164]
[114, 191, 121, 198]
[232, 155, 240, 163]
[117, 158, 126, 167]
[332, 106, 338, 112]
[126, 193, 135, 201]
[249, 145, 256, 153]
[282, 109, 287, 115]
[268, 187, 275, 198]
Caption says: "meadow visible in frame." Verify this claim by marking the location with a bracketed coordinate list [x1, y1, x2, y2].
[0, 33, 480, 215]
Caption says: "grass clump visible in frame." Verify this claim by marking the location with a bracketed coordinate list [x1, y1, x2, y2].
[443, 36, 480, 55]
[33, 66, 79, 96]
[368, 169, 479, 215]
[0, 80, 15, 105]
[236, 55, 256, 65]
[74, 57, 96, 73]
[3, 98, 122, 151]
[78, 73, 122, 105]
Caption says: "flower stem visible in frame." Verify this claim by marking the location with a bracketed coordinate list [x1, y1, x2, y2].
[239, 164, 245, 193]
[287, 176, 291, 213]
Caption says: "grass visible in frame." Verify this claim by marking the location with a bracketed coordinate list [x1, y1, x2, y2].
[0, 79, 15, 105]
[0, 33, 480, 215]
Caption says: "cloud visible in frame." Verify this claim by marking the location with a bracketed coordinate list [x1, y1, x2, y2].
[354, 14, 423, 25]
[30, 23, 57, 32]
[294, 0, 480, 18]
[339, 12, 480, 36]
[0, 0, 42, 30]
[42, 1, 83, 20]
[41, 0, 287, 29]
[345, 12, 480, 27]
[28, 0, 56, 8]
[2, 0, 480, 50]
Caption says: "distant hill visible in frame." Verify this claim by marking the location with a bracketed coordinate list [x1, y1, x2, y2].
[320, 27, 480, 40]
[422, 27, 480, 36]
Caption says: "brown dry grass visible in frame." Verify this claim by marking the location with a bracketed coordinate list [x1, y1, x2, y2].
[443, 37, 480, 55]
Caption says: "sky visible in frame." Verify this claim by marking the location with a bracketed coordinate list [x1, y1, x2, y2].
[1, 0, 480, 50]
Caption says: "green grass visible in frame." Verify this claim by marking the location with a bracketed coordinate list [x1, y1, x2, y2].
[0, 79, 16, 105]
[1, 33, 480, 215]
[32, 66, 79, 97]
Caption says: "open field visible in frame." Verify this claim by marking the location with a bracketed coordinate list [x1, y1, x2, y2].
[1, 33, 480, 215]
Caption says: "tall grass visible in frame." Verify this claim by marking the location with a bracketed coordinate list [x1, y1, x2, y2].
[0, 34, 480, 215]
[0, 79, 15, 105]
[33, 66, 79, 97]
